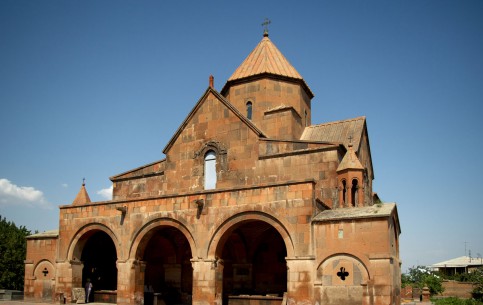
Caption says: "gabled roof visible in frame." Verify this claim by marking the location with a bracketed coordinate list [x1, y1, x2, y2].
[221, 34, 314, 98]
[301, 116, 366, 150]
[72, 183, 91, 205]
[163, 87, 266, 154]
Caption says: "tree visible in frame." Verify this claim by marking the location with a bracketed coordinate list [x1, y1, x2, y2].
[470, 267, 483, 301]
[0, 215, 31, 290]
[403, 265, 444, 296]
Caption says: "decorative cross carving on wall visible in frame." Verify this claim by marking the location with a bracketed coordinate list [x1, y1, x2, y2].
[337, 267, 349, 281]
[42, 268, 49, 277]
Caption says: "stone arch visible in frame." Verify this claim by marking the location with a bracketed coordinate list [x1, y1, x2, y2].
[317, 253, 370, 285]
[129, 217, 197, 260]
[67, 223, 120, 262]
[32, 259, 56, 301]
[129, 217, 196, 305]
[206, 211, 295, 258]
[33, 259, 55, 279]
[207, 211, 292, 303]
[66, 223, 120, 300]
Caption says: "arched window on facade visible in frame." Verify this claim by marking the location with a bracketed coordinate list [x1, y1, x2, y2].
[246, 101, 253, 120]
[351, 179, 358, 207]
[204, 150, 217, 190]
[304, 109, 308, 127]
[341, 180, 347, 206]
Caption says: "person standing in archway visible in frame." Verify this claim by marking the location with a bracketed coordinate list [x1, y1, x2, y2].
[85, 278, 93, 303]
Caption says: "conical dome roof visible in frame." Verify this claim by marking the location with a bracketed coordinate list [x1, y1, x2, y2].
[72, 181, 91, 205]
[337, 143, 364, 172]
[228, 34, 303, 81]
[222, 33, 313, 98]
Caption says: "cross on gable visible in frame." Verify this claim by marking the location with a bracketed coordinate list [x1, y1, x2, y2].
[337, 267, 349, 280]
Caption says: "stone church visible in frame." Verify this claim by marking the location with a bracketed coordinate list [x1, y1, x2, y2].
[24, 31, 401, 305]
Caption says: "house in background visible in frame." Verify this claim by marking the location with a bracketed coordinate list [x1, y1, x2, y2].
[431, 256, 483, 276]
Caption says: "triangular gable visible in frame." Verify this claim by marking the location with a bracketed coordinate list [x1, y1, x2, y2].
[163, 87, 266, 154]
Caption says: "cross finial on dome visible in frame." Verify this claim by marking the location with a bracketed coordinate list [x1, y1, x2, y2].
[262, 18, 271, 37]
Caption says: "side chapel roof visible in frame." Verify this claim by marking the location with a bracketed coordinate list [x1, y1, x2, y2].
[221, 33, 314, 98]
[301, 116, 366, 149]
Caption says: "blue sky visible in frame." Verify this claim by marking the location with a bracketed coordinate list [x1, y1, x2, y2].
[1, 1, 482, 273]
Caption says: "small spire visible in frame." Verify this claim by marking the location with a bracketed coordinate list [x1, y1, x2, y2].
[73, 179, 91, 205]
[262, 18, 271, 37]
[209, 75, 214, 88]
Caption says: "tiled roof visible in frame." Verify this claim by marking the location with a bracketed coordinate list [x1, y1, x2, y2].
[301, 116, 366, 149]
[228, 35, 303, 81]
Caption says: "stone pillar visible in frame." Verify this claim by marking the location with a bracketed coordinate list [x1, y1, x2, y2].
[422, 287, 430, 302]
[362, 280, 374, 305]
[191, 258, 221, 305]
[116, 259, 143, 305]
[286, 256, 315, 305]
[23, 260, 35, 301]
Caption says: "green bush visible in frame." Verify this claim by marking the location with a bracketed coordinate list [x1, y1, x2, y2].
[433, 297, 483, 305]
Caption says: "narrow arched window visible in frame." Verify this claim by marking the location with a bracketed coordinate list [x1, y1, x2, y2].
[341, 180, 347, 206]
[351, 179, 358, 207]
[304, 110, 308, 126]
[246, 101, 253, 120]
[204, 150, 217, 190]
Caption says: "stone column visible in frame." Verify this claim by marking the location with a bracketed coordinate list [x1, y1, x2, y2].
[116, 259, 143, 305]
[286, 256, 315, 305]
[191, 258, 222, 305]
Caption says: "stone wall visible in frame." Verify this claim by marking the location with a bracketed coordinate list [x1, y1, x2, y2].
[442, 281, 474, 299]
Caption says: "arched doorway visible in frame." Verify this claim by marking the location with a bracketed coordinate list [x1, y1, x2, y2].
[218, 220, 287, 304]
[80, 231, 117, 302]
[140, 226, 193, 305]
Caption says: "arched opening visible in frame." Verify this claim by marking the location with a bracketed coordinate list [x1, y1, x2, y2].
[351, 179, 358, 207]
[218, 220, 287, 305]
[141, 226, 193, 305]
[341, 180, 347, 206]
[205, 150, 217, 190]
[246, 101, 253, 120]
[81, 231, 117, 302]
